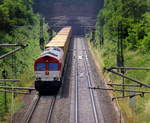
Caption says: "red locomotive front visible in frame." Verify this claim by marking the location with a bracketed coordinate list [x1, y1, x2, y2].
[34, 47, 64, 95]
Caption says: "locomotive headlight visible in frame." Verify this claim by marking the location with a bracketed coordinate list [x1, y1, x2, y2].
[54, 77, 59, 81]
[36, 77, 41, 81]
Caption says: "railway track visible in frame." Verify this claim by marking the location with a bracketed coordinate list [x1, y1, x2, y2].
[46, 97, 56, 123]
[70, 37, 104, 123]
[75, 37, 79, 123]
[81, 39, 99, 123]
[23, 95, 40, 123]
[81, 38, 104, 123]
[23, 95, 56, 123]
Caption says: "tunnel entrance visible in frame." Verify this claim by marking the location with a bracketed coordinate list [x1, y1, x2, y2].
[33, 0, 103, 35]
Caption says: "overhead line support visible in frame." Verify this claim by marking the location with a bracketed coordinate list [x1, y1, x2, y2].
[89, 87, 150, 94]
[0, 79, 20, 82]
[0, 44, 28, 60]
[0, 86, 35, 91]
[107, 83, 142, 87]
[110, 67, 150, 70]
[105, 68, 150, 88]
[0, 44, 24, 47]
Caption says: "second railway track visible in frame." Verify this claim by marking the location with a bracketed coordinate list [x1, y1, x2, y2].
[70, 37, 105, 123]
[23, 95, 56, 123]
[81, 38, 104, 123]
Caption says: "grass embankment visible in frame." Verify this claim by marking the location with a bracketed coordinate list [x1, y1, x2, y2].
[89, 41, 150, 123]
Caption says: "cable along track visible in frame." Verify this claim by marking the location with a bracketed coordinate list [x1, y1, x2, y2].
[23, 95, 56, 123]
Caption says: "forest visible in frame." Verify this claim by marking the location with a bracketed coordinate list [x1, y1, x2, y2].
[92, 0, 150, 122]
[96, 0, 150, 51]
[0, 0, 49, 121]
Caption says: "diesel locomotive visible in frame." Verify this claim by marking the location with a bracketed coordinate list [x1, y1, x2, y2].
[34, 27, 72, 95]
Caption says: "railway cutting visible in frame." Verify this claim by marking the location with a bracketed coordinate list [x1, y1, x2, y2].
[11, 35, 119, 123]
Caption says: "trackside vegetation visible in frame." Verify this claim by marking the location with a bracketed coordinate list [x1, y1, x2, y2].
[90, 0, 150, 123]
[0, 0, 49, 122]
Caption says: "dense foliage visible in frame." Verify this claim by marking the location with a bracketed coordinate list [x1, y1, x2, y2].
[94, 0, 150, 122]
[0, 0, 49, 121]
[96, 0, 150, 51]
[0, 0, 34, 30]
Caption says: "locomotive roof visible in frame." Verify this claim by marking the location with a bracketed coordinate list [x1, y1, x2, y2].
[36, 47, 64, 62]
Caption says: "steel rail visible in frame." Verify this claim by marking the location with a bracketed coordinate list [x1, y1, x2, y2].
[75, 38, 79, 123]
[46, 96, 56, 123]
[23, 95, 40, 123]
[81, 39, 101, 123]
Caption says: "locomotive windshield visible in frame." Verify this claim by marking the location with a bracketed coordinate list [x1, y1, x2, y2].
[36, 63, 46, 71]
[48, 63, 58, 71]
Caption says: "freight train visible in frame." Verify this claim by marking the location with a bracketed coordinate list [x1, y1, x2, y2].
[34, 27, 72, 95]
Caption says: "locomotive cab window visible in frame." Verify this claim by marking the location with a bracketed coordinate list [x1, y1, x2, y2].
[36, 63, 46, 71]
[48, 63, 58, 71]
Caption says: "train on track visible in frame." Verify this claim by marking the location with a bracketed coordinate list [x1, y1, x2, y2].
[34, 27, 72, 95]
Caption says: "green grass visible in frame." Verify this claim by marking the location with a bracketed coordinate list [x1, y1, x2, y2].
[89, 40, 150, 123]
